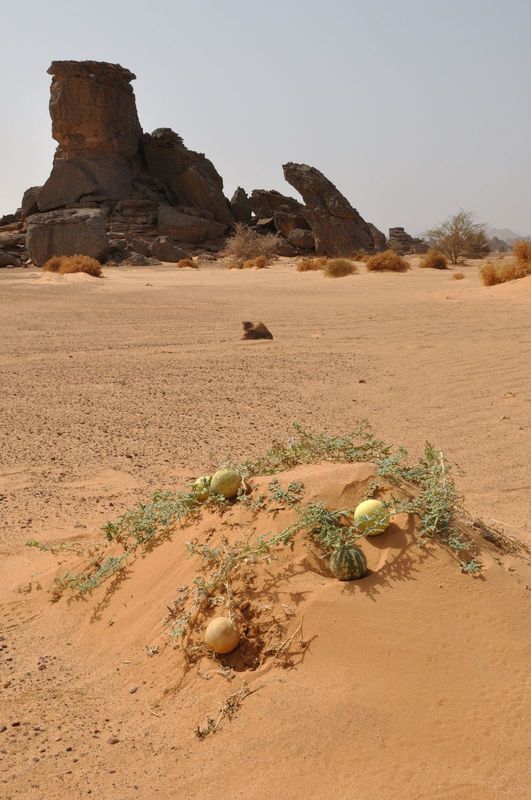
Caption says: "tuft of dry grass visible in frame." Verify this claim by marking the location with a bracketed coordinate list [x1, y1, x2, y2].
[42, 256, 63, 273]
[513, 239, 531, 266]
[452, 272, 465, 280]
[366, 250, 409, 272]
[243, 255, 267, 269]
[176, 258, 197, 269]
[322, 258, 357, 278]
[43, 255, 102, 277]
[296, 257, 328, 272]
[480, 259, 531, 286]
[59, 256, 102, 277]
[420, 249, 448, 270]
[222, 223, 279, 268]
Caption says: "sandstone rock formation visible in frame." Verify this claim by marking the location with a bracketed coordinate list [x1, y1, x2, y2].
[37, 62, 142, 212]
[142, 129, 232, 225]
[282, 163, 378, 256]
[230, 188, 252, 224]
[9, 60, 234, 265]
[26, 209, 108, 266]
[388, 227, 427, 254]
[368, 223, 387, 252]
[157, 206, 225, 244]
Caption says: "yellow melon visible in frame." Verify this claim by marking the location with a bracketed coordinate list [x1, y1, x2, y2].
[204, 617, 240, 654]
[354, 498, 389, 536]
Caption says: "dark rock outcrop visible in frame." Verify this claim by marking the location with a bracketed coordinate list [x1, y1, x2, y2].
[282, 163, 374, 256]
[142, 129, 232, 225]
[149, 236, 189, 262]
[230, 187, 252, 224]
[242, 321, 273, 340]
[388, 227, 427, 254]
[288, 228, 314, 251]
[21, 187, 42, 219]
[157, 205, 225, 244]
[26, 208, 108, 266]
[368, 223, 387, 252]
[250, 189, 305, 220]
[273, 210, 311, 238]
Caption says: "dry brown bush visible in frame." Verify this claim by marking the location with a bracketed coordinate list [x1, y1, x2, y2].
[513, 239, 531, 266]
[420, 249, 448, 270]
[352, 250, 371, 262]
[452, 272, 465, 280]
[323, 258, 357, 278]
[243, 256, 267, 269]
[296, 257, 328, 272]
[222, 223, 279, 267]
[42, 256, 64, 273]
[49, 255, 103, 277]
[366, 250, 409, 272]
[480, 260, 530, 286]
[176, 258, 197, 269]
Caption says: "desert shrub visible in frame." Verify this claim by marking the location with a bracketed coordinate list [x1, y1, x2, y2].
[222, 223, 279, 266]
[420, 249, 448, 270]
[296, 257, 328, 272]
[513, 239, 531, 266]
[480, 260, 530, 286]
[352, 250, 371, 262]
[426, 210, 489, 264]
[366, 250, 409, 272]
[323, 258, 357, 278]
[176, 258, 197, 269]
[243, 255, 267, 269]
[58, 255, 102, 277]
[42, 256, 64, 273]
[452, 272, 465, 280]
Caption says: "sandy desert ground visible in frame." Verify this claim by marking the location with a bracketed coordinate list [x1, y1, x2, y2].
[0, 258, 530, 799]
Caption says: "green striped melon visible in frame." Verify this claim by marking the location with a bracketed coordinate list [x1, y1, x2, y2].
[330, 545, 367, 581]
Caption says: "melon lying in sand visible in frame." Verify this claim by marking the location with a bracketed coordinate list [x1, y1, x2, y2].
[204, 617, 241, 654]
[192, 475, 211, 501]
[210, 468, 242, 499]
[354, 498, 389, 536]
[330, 544, 367, 581]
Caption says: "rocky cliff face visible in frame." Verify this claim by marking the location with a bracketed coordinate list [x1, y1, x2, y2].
[8, 60, 233, 265]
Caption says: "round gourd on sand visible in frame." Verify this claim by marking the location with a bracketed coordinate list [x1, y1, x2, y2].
[210, 468, 242, 500]
[192, 475, 211, 501]
[354, 498, 389, 536]
[330, 545, 367, 581]
[204, 617, 241, 654]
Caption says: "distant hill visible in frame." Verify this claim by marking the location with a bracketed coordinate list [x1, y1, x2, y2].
[488, 227, 530, 244]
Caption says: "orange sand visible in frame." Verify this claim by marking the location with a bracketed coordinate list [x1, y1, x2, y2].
[0, 260, 530, 799]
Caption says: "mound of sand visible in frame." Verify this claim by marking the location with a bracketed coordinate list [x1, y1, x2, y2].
[1, 462, 529, 799]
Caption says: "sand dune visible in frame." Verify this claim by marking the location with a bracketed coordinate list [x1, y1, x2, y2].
[0, 260, 530, 799]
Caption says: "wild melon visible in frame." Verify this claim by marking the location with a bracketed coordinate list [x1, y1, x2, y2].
[192, 475, 211, 501]
[204, 617, 241, 654]
[210, 468, 242, 500]
[330, 544, 367, 581]
[354, 498, 389, 536]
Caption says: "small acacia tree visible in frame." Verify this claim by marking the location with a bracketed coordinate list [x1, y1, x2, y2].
[426, 211, 490, 264]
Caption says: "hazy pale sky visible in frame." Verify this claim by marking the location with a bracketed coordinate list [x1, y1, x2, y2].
[2, 0, 530, 234]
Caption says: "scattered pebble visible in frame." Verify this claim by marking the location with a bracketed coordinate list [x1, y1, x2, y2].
[107, 736, 119, 745]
